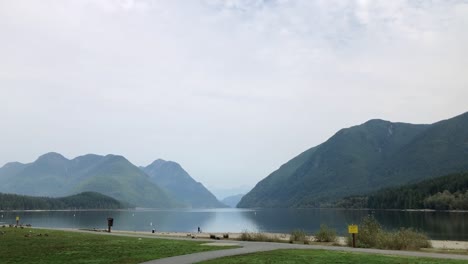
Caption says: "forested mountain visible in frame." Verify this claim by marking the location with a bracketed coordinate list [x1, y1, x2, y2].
[238, 112, 468, 208]
[0, 153, 75, 197]
[0, 191, 131, 210]
[335, 172, 468, 210]
[141, 159, 226, 208]
[0, 153, 178, 208]
[71, 155, 180, 208]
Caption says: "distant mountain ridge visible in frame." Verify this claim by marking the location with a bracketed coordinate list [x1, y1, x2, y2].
[238, 111, 468, 208]
[0, 154, 171, 208]
[141, 159, 226, 208]
[0, 153, 225, 209]
[221, 194, 244, 208]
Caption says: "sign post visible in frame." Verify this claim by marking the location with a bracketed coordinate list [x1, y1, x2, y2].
[348, 224, 358, 248]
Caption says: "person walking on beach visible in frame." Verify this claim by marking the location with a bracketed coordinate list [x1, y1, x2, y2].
[197, 226, 201, 233]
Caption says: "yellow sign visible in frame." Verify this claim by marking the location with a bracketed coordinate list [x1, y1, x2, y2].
[16, 216, 20, 221]
[348, 224, 358, 234]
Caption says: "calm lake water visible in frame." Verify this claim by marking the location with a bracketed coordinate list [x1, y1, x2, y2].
[1, 208, 467, 241]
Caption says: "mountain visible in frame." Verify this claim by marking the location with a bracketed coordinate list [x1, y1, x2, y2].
[142, 159, 226, 208]
[0, 153, 178, 208]
[0, 152, 74, 197]
[238, 112, 468, 208]
[210, 185, 253, 200]
[0, 191, 132, 210]
[71, 155, 179, 208]
[221, 194, 244, 208]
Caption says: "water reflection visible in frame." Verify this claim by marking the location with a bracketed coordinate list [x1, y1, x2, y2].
[1, 209, 466, 241]
[373, 210, 468, 240]
[244, 209, 369, 235]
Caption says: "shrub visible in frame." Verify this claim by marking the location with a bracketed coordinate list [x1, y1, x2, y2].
[346, 215, 431, 250]
[349, 215, 381, 248]
[256, 232, 281, 242]
[239, 230, 281, 242]
[314, 224, 337, 242]
[390, 228, 432, 250]
[239, 230, 252, 241]
[290, 229, 308, 243]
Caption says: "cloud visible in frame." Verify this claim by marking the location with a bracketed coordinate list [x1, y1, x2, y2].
[0, 0, 467, 188]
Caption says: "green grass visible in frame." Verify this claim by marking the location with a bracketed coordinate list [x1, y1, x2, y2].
[200, 249, 468, 264]
[0, 228, 230, 264]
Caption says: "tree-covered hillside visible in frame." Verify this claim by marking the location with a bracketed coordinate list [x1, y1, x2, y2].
[335, 172, 468, 210]
[0, 192, 132, 210]
[368, 172, 468, 210]
[238, 111, 468, 208]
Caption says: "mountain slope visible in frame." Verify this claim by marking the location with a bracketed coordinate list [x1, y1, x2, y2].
[377, 113, 468, 186]
[0, 153, 73, 197]
[72, 155, 179, 208]
[0, 153, 178, 208]
[142, 159, 226, 208]
[238, 112, 468, 208]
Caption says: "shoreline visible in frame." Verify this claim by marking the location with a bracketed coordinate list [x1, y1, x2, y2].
[9, 224, 468, 247]
[102, 230, 468, 250]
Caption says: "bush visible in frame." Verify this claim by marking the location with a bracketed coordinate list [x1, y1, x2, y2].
[290, 229, 308, 243]
[314, 224, 337, 242]
[391, 228, 432, 250]
[239, 230, 252, 241]
[349, 215, 381, 248]
[239, 230, 281, 242]
[346, 215, 431, 250]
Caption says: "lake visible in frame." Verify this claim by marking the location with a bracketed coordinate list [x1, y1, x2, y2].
[1, 208, 467, 241]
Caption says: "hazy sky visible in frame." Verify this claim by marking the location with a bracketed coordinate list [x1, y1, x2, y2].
[1, 0, 467, 190]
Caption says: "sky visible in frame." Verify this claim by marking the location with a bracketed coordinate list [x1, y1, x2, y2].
[1, 0, 467, 191]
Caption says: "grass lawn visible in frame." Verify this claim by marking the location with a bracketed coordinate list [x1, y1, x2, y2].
[0, 227, 230, 264]
[200, 249, 468, 264]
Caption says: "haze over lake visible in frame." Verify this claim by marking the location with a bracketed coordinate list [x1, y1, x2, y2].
[2, 208, 467, 241]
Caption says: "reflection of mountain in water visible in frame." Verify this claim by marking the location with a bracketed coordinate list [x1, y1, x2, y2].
[242, 209, 369, 235]
[200, 209, 258, 232]
[373, 210, 468, 241]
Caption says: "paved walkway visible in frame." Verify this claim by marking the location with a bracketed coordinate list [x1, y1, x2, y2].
[141, 240, 468, 264]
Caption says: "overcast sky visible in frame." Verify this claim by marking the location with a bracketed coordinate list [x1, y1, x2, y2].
[1, 0, 467, 190]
